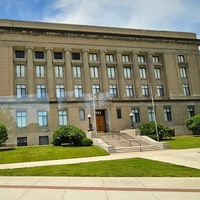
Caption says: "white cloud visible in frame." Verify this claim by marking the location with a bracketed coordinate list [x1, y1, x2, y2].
[43, 0, 200, 37]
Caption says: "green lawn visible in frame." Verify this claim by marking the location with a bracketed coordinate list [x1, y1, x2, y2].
[166, 136, 200, 149]
[0, 158, 200, 177]
[0, 146, 109, 164]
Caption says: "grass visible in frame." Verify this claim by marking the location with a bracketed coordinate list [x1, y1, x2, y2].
[0, 158, 200, 177]
[166, 136, 200, 149]
[0, 145, 109, 164]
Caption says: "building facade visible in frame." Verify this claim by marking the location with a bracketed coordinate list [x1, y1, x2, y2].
[0, 19, 200, 146]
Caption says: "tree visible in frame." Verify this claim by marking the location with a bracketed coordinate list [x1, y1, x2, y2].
[185, 114, 200, 135]
[137, 122, 173, 141]
[0, 122, 8, 146]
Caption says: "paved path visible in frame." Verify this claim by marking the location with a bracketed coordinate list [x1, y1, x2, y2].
[0, 148, 200, 199]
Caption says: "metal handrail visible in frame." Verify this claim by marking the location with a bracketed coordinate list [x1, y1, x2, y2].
[116, 133, 142, 152]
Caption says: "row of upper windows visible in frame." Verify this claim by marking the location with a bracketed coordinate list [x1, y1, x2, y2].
[16, 64, 188, 80]
[15, 82, 190, 99]
[15, 50, 187, 63]
[15, 50, 162, 63]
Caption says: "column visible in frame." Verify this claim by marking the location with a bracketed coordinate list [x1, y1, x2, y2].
[64, 48, 73, 97]
[26, 47, 34, 97]
[148, 52, 157, 96]
[100, 50, 109, 93]
[132, 52, 142, 97]
[82, 49, 91, 95]
[46, 47, 55, 98]
[116, 51, 126, 97]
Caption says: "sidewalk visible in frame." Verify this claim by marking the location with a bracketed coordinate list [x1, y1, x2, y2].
[0, 177, 200, 200]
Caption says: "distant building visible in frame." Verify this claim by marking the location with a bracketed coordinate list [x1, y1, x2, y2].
[0, 19, 200, 146]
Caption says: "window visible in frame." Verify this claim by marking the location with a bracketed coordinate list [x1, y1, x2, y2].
[139, 67, 147, 79]
[72, 53, 80, 60]
[39, 136, 49, 145]
[116, 108, 122, 119]
[131, 109, 140, 122]
[183, 84, 190, 96]
[178, 55, 185, 62]
[37, 85, 46, 98]
[73, 66, 82, 78]
[180, 67, 187, 78]
[188, 107, 195, 118]
[157, 85, 164, 97]
[142, 85, 149, 97]
[35, 51, 44, 59]
[109, 85, 118, 97]
[56, 85, 65, 98]
[126, 85, 134, 97]
[15, 50, 25, 58]
[36, 65, 45, 77]
[79, 109, 85, 120]
[92, 84, 100, 94]
[17, 137, 27, 146]
[154, 68, 161, 79]
[153, 56, 160, 63]
[16, 64, 25, 77]
[90, 66, 99, 78]
[74, 84, 83, 97]
[54, 52, 62, 59]
[55, 66, 64, 78]
[164, 108, 172, 121]
[38, 111, 48, 126]
[16, 84, 26, 98]
[106, 54, 114, 62]
[138, 55, 145, 63]
[124, 67, 131, 79]
[148, 108, 155, 122]
[107, 67, 116, 78]
[17, 111, 27, 127]
[89, 53, 98, 61]
[58, 110, 68, 125]
[122, 55, 130, 62]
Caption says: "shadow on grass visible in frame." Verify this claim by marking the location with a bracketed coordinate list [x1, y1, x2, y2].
[0, 147, 15, 151]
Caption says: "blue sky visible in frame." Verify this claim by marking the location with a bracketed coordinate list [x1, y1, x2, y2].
[0, 0, 200, 38]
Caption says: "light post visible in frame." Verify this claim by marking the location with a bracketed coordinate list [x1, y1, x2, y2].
[87, 114, 93, 131]
[129, 113, 135, 129]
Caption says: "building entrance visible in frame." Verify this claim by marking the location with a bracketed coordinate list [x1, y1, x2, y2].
[96, 110, 106, 132]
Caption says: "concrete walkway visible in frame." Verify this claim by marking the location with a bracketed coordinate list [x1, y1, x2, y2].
[0, 148, 200, 199]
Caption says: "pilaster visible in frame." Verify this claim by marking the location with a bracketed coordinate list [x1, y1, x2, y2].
[82, 49, 91, 95]
[132, 52, 142, 97]
[26, 46, 34, 96]
[100, 49, 109, 93]
[148, 52, 157, 97]
[45, 47, 55, 98]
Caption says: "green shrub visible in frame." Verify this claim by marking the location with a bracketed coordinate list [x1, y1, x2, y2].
[0, 123, 8, 146]
[137, 122, 173, 141]
[52, 125, 87, 146]
[81, 138, 93, 146]
[185, 114, 200, 135]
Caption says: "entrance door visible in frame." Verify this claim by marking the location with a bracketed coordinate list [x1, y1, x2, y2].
[96, 110, 106, 132]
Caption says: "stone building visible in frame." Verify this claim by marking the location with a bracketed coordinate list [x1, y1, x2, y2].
[0, 19, 200, 146]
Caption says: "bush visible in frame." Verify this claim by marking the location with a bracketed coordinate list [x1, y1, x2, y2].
[185, 114, 200, 135]
[137, 122, 173, 141]
[81, 138, 93, 146]
[52, 125, 87, 146]
[0, 123, 8, 146]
